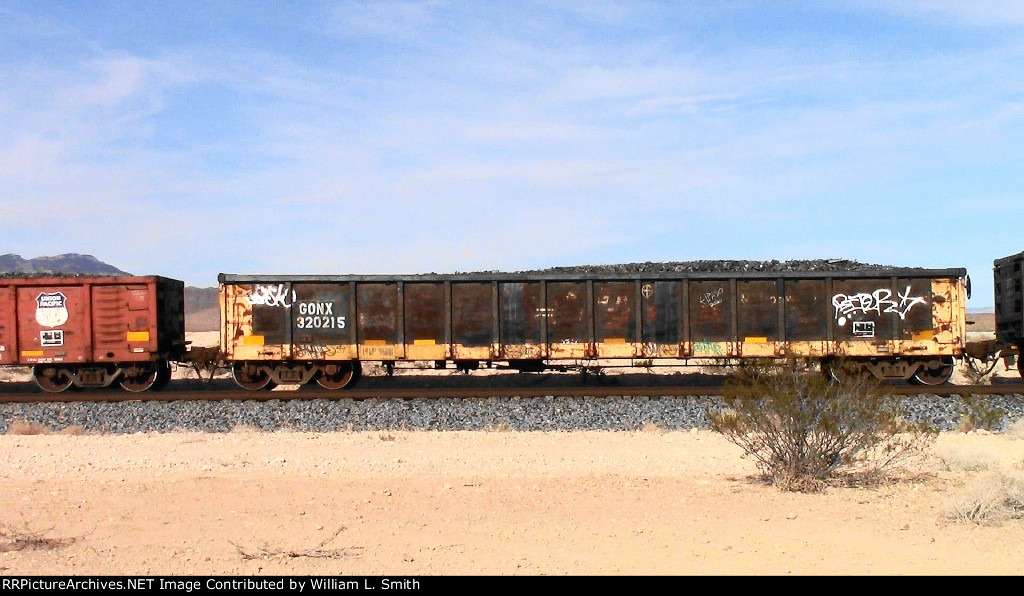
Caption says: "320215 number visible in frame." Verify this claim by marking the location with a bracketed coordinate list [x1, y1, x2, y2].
[296, 316, 347, 329]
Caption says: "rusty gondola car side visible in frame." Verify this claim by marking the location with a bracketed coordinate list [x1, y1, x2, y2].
[0, 275, 186, 392]
[218, 268, 968, 390]
[993, 251, 1024, 376]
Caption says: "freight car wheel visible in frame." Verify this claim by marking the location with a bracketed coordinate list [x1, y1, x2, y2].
[232, 363, 276, 391]
[119, 362, 161, 392]
[912, 357, 955, 386]
[151, 359, 172, 391]
[316, 362, 361, 390]
[33, 365, 74, 393]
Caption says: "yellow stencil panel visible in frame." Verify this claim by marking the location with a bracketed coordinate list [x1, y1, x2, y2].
[242, 335, 265, 346]
[126, 331, 150, 342]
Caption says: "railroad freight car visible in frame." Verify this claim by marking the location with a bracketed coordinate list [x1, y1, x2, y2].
[0, 276, 186, 392]
[218, 268, 967, 389]
[994, 251, 1024, 375]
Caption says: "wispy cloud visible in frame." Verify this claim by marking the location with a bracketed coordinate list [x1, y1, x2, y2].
[0, 2, 1021, 302]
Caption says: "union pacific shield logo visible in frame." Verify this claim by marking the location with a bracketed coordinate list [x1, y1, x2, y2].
[35, 292, 69, 328]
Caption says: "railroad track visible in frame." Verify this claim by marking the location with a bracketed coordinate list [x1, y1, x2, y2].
[1, 380, 1022, 404]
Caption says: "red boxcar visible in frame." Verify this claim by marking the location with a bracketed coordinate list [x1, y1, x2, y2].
[0, 275, 185, 392]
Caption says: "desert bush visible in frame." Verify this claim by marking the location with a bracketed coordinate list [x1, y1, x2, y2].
[708, 359, 936, 492]
[945, 469, 1024, 526]
[955, 395, 1005, 432]
[6, 420, 51, 435]
[0, 522, 77, 552]
[934, 444, 1001, 472]
[1005, 418, 1024, 440]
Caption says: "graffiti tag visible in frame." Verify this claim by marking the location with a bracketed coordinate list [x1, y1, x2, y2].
[693, 340, 725, 355]
[831, 286, 926, 326]
[700, 287, 724, 308]
[246, 284, 296, 308]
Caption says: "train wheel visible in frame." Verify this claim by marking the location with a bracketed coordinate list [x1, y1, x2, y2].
[316, 362, 361, 390]
[151, 359, 172, 391]
[232, 363, 275, 391]
[912, 357, 955, 386]
[119, 362, 161, 392]
[33, 365, 74, 393]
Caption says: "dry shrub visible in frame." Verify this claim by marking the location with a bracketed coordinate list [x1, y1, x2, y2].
[56, 425, 87, 436]
[934, 444, 1001, 472]
[641, 421, 666, 434]
[945, 469, 1024, 526]
[6, 420, 51, 435]
[0, 523, 77, 552]
[230, 526, 361, 560]
[708, 359, 936, 492]
[955, 395, 1005, 433]
[1004, 418, 1024, 440]
[484, 421, 512, 432]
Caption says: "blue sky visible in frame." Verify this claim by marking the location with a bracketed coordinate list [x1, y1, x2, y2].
[1, 2, 1021, 306]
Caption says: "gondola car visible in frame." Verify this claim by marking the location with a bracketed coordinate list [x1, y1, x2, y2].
[218, 267, 967, 390]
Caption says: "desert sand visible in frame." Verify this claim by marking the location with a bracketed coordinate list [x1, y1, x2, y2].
[1, 428, 1023, 576]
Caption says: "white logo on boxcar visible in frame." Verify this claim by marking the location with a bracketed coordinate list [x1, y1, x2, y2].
[35, 292, 69, 327]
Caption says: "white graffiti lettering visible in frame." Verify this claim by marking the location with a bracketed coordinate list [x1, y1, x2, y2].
[246, 284, 296, 308]
[700, 287, 724, 308]
[832, 286, 926, 326]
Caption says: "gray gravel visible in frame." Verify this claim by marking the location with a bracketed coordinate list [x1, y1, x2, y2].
[2, 394, 1023, 434]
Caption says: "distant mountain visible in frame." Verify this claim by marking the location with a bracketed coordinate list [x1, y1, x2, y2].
[0, 253, 130, 276]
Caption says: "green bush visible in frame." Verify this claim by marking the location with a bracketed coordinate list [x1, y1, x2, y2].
[708, 359, 936, 492]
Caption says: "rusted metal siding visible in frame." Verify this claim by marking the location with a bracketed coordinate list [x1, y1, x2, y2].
[218, 269, 967, 367]
[995, 252, 1024, 348]
[0, 276, 183, 366]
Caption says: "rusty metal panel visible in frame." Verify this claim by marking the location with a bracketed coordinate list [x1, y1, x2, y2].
[689, 280, 731, 342]
[290, 283, 351, 360]
[0, 285, 15, 365]
[221, 282, 290, 360]
[91, 283, 159, 362]
[405, 283, 445, 344]
[546, 282, 588, 345]
[452, 283, 494, 347]
[641, 281, 680, 346]
[994, 252, 1024, 346]
[249, 282, 293, 347]
[784, 279, 827, 341]
[896, 277, 933, 340]
[17, 284, 89, 364]
[357, 283, 400, 344]
[594, 281, 635, 343]
[829, 278, 900, 342]
[0, 276, 176, 366]
[737, 280, 780, 343]
[499, 282, 542, 346]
